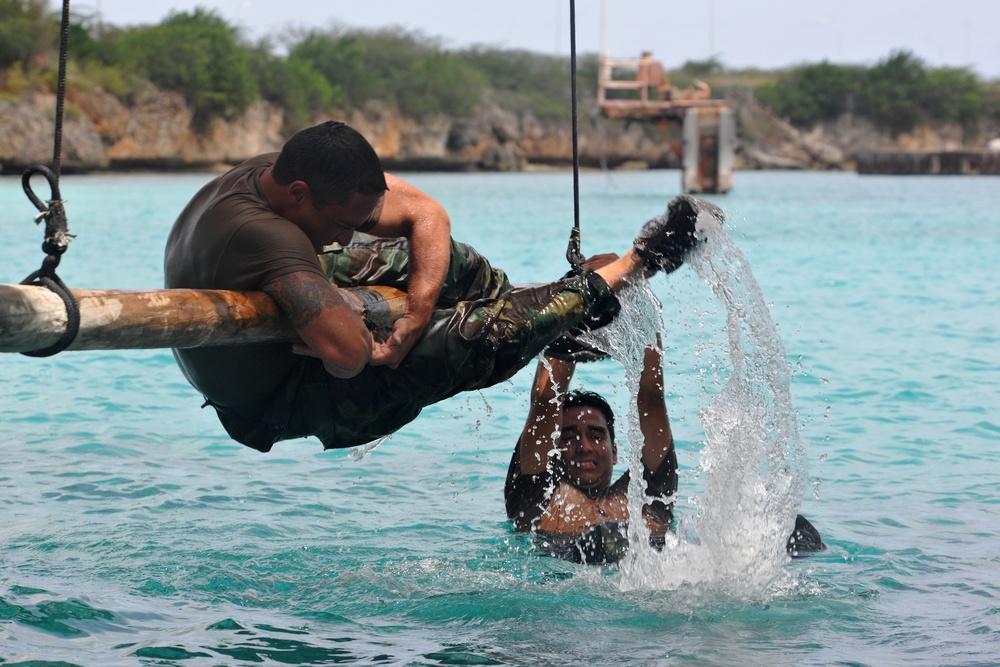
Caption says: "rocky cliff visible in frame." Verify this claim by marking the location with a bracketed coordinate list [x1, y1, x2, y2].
[1, 84, 993, 174]
[0, 85, 681, 174]
[0, 86, 286, 172]
[731, 90, 994, 170]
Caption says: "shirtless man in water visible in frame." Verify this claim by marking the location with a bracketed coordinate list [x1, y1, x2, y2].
[505, 335, 676, 564]
[505, 332, 825, 565]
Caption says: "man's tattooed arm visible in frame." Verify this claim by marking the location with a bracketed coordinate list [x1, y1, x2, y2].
[263, 272, 344, 330]
[263, 271, 372, 377]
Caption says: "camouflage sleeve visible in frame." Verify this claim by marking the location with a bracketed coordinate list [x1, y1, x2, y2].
[319, 235, 511, 303]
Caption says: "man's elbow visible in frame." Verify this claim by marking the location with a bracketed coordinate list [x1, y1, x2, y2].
[322, 356, 368, 379]
[319, 332, 372, 378]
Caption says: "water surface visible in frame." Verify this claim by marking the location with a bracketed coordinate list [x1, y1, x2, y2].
[1, 169, 998, 665]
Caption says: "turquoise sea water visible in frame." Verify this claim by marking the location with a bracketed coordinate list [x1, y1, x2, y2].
[1, 169, 998, 665]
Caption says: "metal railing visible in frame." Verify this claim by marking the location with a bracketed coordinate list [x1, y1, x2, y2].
[597, 57, 726, 119]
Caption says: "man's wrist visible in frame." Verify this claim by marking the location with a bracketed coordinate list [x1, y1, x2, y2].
[403, 297, 435, 325]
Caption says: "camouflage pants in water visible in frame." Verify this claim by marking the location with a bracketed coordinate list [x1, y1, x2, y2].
[232, 236, 619, 451]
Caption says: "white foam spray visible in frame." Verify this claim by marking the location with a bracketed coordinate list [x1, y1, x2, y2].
[583, 209, 808, 600]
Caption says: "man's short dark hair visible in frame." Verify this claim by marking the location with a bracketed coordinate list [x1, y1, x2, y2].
[564, 390, 615, 444]
[272, 121, 388, 209]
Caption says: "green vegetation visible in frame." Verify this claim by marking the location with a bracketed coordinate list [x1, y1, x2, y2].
[74, 8, 259, 129]
[0, 0, 55, 71]
[286, 28, 486, 118]
[460, 47, 596, 120]
[755, 61, 859, 127]
[983, 81, 1000, 123]
[0, 1, 995, 139]
[756, 51, 985, 136]
[248, 39, 340, 129]
[670, 57, 726, 89]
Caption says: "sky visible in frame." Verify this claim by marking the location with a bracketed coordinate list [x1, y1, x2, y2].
[64, 0, 1000, 79]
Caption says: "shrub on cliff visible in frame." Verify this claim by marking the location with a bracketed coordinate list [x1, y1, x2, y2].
[756, 61, 860, 126]
[670, 57, 727, 90]
[858, 51, 985, 137]
[756, 50, 988, 138]
[923, 67, 982, 134]
[399, 52, 485, 117]
[983, 82, 1000, 124]
[287, 30, 365, 107]
[288, 27, 484, 118]
[248, 39, 341, 131]
[101, 9, 258, 129]
[0, 0, 55, 72]
[457, 47, 593, 121]
[856, 51, 928, 136]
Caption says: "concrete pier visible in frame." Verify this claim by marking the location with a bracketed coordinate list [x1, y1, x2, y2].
[855, 151, 1000, 175]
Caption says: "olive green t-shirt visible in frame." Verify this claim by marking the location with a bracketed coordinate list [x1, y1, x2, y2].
[164, 154, 326, 407]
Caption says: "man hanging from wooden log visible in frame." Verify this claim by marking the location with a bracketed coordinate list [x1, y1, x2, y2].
[164, 120, 723, 452]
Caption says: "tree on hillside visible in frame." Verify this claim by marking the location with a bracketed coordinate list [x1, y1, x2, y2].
[677, 57, 725, 79]
[858, 50, 928, 136]
[0, 0, 56, 71]
[290, 27, 484, 118]
[248, 39, 340, 131]
[287, 30, 364, 106]
[982, 82, 1000, 125]
[104, 9, 258, 129]
[752, 50, 987, 138]
[399, 51, 484, 117]
[757, 61, 859, 126]
[923, 66, 982, 134]
[348, 28, 441, 106]
[459, 47, 579, 120]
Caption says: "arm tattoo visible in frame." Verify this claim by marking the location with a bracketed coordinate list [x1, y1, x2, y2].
[264, 273, 341, 330]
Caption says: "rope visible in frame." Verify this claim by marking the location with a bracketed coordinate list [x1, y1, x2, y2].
[19, 0, 80, 357]
[565, 0, 584, 274]
[52, 0, 71, 180]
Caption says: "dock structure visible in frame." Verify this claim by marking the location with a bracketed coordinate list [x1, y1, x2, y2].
[597, 54, 733, 194]
[855, 150, 1000, 175]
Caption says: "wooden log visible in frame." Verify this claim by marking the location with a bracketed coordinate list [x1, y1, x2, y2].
[0, 283, 407, 353]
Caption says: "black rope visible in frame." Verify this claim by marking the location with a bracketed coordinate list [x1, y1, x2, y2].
[19, 0, 79, 357]
[52, 0, 71, 180]
[565, 0, 584, 274]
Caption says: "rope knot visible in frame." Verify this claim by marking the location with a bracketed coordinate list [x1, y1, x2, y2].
[20, 168, 79, 356]
[13, 0, 79, 357]
[38, 199, 74, 255]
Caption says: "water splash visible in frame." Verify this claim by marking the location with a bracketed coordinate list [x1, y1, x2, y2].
[585, 209, 808, 599]
[348, 438, 385, 461]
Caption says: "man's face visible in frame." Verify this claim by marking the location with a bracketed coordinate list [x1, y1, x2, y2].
[558, 405, 616, 491]
[304, 191, 384, 247]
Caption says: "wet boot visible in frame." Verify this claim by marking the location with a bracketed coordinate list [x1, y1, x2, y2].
[633, 195, 725, 275]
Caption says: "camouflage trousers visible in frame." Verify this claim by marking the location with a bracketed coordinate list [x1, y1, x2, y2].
[226, 236, 619, 451]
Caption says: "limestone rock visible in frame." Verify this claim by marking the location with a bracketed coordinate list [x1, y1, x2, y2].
[1, 83, 993, 175]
